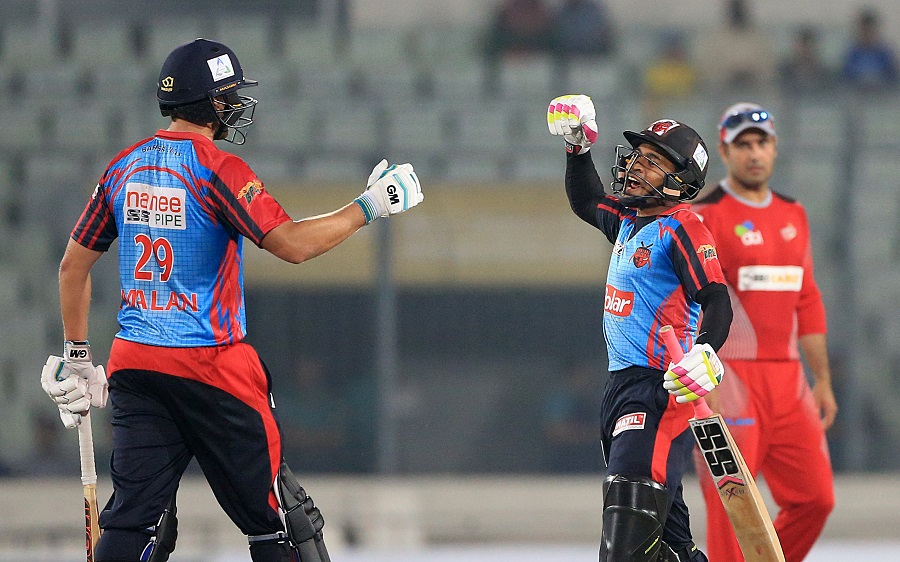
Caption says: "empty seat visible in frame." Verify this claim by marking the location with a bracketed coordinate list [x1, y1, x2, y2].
[386, 103, 448, 152]
[70, 20, 138, 65]
[0, 21, 60, 68]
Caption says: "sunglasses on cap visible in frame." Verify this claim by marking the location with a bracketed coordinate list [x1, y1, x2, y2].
[721, 109, 771, 130]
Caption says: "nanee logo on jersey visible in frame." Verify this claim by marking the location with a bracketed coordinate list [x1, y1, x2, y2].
[696, 244, 718, 262]
[612, 240, 625, 256]
[734, 221, 763, 246]
[630, 242, 652, 268]
[737, 265, 803, 292]
[237, 180, 263, 206]
[613, 412, 646, 436]
[604, 284, 634, 316]
[124, 183, 187, 230]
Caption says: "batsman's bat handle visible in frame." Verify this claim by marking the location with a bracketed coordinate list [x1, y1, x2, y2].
[659, 325, 715, 420]
[691, 397, 714, 419]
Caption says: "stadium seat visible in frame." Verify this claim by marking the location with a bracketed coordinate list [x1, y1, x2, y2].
[386, 103, 448, 152]
[0, 21, 60, 68]
[69, 20, 138, 65]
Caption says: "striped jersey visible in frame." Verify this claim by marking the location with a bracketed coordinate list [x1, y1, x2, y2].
[691, 183, 827, 360]
[71, 130, 291, 347]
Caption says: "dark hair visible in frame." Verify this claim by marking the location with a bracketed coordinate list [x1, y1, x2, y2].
[162, 98, 217, 127]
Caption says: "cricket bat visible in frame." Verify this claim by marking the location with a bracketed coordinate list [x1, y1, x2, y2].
[78, 412, 101, 562]
[660, 326, 785, 562]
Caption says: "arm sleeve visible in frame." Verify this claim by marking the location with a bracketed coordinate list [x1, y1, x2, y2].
[695, 282, 732, 351]
[669, 215, 726, 300]
[205, 157, 291, 247]
[797, 232, 827, 335]
[71, 184, 118, 251]
[565, 151, 626, 243]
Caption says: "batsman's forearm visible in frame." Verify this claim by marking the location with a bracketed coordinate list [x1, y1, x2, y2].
[565, 151, 606, 224]
[58, 239, 104, 342]
[59, 269, 92, 341]
[262, 203, 366, 264]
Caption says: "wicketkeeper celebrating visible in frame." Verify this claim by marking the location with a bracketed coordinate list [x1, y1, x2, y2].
[547, 95, 733, 561]
[41, 38, 422, 562]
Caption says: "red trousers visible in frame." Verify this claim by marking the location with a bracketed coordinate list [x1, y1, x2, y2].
[695, 360, 834, 562]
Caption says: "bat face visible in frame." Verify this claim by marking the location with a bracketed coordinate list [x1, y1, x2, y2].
[691, 415, 786, 562]
[691, 417, 741, 481]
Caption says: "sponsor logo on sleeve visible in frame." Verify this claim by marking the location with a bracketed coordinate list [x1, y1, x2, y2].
[237, 180, 263, 206]
[604, 284, 634, 316]
[613, 412, 646, 436]
[124, 183, 187, 230]
[696, 244, 718, 262]
[737, 265, 803, 291]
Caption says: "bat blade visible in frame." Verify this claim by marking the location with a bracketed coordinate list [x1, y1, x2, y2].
[78, 413, 101, 562]
[660, 326, 785, 562]
[689, 416, 785, 562]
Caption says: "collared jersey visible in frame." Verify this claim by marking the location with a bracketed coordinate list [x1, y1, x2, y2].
[72, 130, 291, 347]
[597, 200, 726, 371]
[691, 183, 826, 360]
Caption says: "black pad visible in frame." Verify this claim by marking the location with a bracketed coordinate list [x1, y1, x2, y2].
[276, 459, 331, 562]
[599, 475, 670, 562]
[141, 498, 178, 562]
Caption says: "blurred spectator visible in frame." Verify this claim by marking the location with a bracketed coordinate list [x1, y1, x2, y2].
[276, 357, 352, 474]
[840, 8, 899, 91]
[552, 0, 615, 59]
[483, 0, 554, 67]
[694, 0, 776, 93]
[541, 359, 604, 473]
[779, 25, 833, 94]
[641, 31, 696, 120]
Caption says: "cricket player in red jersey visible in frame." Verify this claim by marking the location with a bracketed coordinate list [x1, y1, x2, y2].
[39, 38, 422, 562]
[690, 103, 837, 562]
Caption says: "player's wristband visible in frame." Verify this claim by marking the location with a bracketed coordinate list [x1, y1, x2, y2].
[64, 340, 92, 363]
[353, 194, 380, 225]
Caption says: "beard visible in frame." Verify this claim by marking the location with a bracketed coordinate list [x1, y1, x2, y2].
[618, 194, 664, 209]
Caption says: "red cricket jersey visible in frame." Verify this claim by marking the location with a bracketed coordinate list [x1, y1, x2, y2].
[691, 182, 827, 361]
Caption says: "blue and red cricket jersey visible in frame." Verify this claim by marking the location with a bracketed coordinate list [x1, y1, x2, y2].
[72, 130, 291, 347]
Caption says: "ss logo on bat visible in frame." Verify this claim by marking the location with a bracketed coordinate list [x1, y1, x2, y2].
[692, 420, 739, 478]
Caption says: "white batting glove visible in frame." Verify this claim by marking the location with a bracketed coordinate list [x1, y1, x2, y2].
[41, 342, 108, 428]
[663, 343, 724, 404]
[354, 159, 423, 224]
[547, 94, 599, 155]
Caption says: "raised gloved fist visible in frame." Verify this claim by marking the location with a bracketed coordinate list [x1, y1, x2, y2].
[547, 94, 599, 155]
[663, 343, 724, 404]
[354, 159, 423, 224]
[40, 341, 108, 428]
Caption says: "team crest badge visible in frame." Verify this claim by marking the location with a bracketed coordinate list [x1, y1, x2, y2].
[631, 242, 653, 268]
[649, 119, 680, 136]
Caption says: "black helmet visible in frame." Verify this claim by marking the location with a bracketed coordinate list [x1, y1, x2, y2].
[612, 119, 710, 203]
[157, 38, 258, 143]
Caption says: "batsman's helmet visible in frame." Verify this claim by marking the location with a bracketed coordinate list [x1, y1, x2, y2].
[611, 119, 709, 205]
[157, 38, 258, 143]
